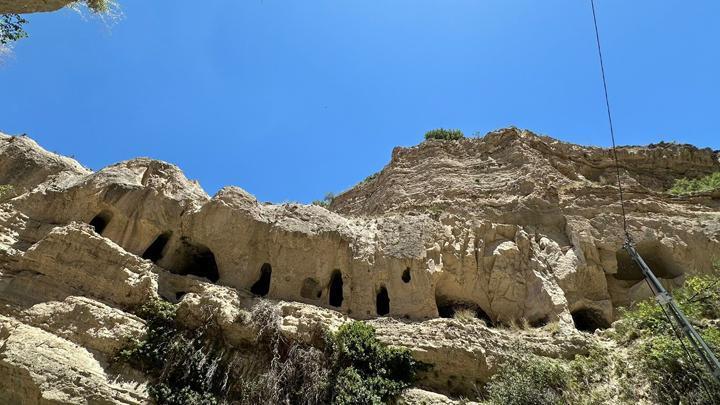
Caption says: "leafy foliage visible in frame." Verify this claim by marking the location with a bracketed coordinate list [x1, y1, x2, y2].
[0, 184, 14, 201]
[312, 192, 335, 208]
[424, 128, 464, 141]
[612, 272, 720, 404]
[328, 322, 425, 404]
[0, 14, 27, 45]
[669, 172, 720, 195]
[118, 301, 423, 404]
[485, 352, 567, 405]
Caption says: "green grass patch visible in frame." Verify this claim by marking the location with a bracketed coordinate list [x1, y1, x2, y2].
[668, 172, 720, 196]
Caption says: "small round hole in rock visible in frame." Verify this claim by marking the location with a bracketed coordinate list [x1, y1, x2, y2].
[402, 268, 411, 283]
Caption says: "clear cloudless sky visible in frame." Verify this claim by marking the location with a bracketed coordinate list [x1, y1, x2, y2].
[2, 0, 719, 202]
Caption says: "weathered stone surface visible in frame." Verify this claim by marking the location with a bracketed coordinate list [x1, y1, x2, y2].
[0, 315, 148, 404]
[20, 296, 146, 356]
[0, 129, 717, 402]
[0, 0, 76, 14]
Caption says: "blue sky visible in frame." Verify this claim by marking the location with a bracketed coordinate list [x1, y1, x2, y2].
[2, 0, 718, 202]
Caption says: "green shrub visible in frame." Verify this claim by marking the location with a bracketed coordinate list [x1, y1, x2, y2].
[669, 172, 720, 195]
[613, 273, 720, 403]
[328, 321, 426, 404]
[0, 184, 14, 201]
[485, 353, 567, 405]
[634, 330, 720, 404]
[0, 14, 27, 45]
[312, 192, 335, 208]
[424, 128, 464, 141]
[118, 302, 423, 404]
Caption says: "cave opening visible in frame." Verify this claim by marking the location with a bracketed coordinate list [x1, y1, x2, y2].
[142, 232, 171, 263]
[301, 278, 322, 299]
[328, 270, 344, 308]
[89, 211, 113, 235]
[614, 241, 684, 281]
[435, 294, 492, 325]
[571, 308, 610, 332]
[176, 239, 220, 282]
[401, 268, 411, 283]
[376, 286, 390, 316]
[250, 263, 272, 297]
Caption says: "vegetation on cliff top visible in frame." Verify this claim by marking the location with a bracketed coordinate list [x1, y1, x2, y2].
[119, 300, 424, 404]
[424, 128, 465, 141]
[669, 172, 720, 196]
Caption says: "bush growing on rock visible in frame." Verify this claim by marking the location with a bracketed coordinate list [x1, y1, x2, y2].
[612, 272, 720, 404]
[424, 128, 464, 141]
[669, 172, 720, 195]
[117, 300, 424, 405]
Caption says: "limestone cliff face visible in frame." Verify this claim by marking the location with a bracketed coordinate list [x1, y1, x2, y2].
[0, 0, 75, 14]
[0, 129, 717, 403]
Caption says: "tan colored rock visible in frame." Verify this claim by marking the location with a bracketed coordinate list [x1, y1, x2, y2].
[20, 296, 146, 356]
[0, 129, 717, 402]
[0, 0, 75, 14]
[0, 315, 148, 404]
[7, 223, 158, 308]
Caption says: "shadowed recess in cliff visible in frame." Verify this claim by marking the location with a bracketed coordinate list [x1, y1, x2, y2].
[300, 277, 322, 299]
[614, 241, 684, 281]
[328, 270, 343, 307]
[142, 232, 171, 263]
[376, 286, 390, 316]
[435, 294, 493, 325]
[250, 263, 272, 297]
[89, 211, 113, 235]
[571, 308, 609, 332]
[170, 238, 220, 282]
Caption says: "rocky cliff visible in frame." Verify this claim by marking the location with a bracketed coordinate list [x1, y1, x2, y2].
[0, 128, 718, 404]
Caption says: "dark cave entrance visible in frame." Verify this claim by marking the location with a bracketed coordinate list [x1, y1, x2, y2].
[614, 241, 684, 281]
[301, 278, 322, 299]
[142, 232, 171, 263]
[435, 293, 493, 325]
[176, 239, 220, 282]
[401, 268, 411, 283]
[250, 263, 272, 297]
[376, 286, 390, 316]
[89, 211, 113, 235]
[328, 270, 344, 308]
[571, 308, 610, 332]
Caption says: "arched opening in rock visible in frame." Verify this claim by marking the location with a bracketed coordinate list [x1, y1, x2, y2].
[250, 263, 272, 297]
[301, 278, 322, 299]
[402, 268, 411, 283]
[89, 211, 112, 235]
[435, 294, 493, 325]
[328, 270, 343, 308]
[376, 286, 390, 316]
[614, 241, 684, 281]
[142, 232, 171, 263]
[174, 239, 220, 282]
[175, 291, 187, 301]
[571, 308, 609, 332]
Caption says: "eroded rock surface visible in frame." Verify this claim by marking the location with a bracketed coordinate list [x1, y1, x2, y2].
[0, 129, 717, 402]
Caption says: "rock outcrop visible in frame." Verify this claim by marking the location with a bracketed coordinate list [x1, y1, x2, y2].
[0, 129, 717, 402]
[0, 0, 76, 14]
